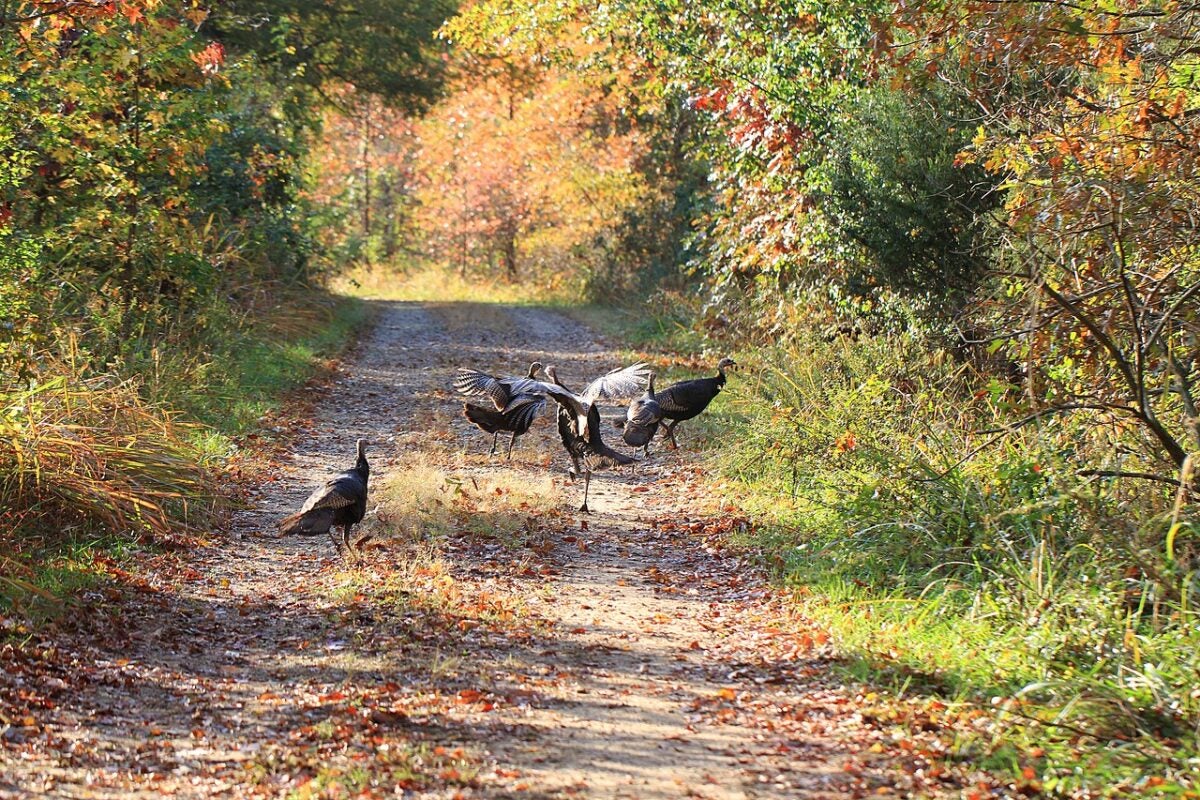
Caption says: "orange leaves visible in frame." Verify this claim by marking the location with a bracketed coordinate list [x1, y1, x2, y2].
[189, 41, 225, 75]
[455, 688, 483, 703]
[120, 1, 143, 25]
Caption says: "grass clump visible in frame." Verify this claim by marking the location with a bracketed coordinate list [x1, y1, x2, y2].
[0, 372, 213, 615]
[370, 458, 561, 546]
[0, 375, 217, 540]
[712, 332, 1200, 794]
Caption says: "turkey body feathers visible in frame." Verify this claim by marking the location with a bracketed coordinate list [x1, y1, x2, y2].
[621, 420, 658, 448]
[463, 394, 547, 458]
[542, 369, 636, 513]
[279, 439, 369, 558]
[621, 374, 662, 449]
[654, 358, 736, 449]
[556, 401, 635, 472]
[279, 472, 366, 535]
[656, 374, 725, 421]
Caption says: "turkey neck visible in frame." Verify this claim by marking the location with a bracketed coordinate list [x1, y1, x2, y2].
[355, 442, 370, 480]
[715, 364, 728, 387]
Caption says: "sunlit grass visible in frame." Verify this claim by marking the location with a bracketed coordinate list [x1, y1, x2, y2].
[0, 376, 218, 541]
[335, 261, 573, 305]
[368, 457, 562, 547]
[587, 294, 1200, 794]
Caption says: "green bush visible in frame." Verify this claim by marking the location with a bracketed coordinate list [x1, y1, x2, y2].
[707, 327, 1198, 791]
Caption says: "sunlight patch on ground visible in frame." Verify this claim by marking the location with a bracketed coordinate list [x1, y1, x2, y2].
[333, 263, 568, 306]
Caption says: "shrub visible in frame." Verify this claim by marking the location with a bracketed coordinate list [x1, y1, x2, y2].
[0, 372, 217, 545]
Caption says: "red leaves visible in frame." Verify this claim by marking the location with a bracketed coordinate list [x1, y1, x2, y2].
[189, 42, 225, 75]
[691, 84, 730, 113]
[119, 1, 143, 25]
[455, 688, 482, 703]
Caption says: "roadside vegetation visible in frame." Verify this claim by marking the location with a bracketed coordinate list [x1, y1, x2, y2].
[0, 1, 447, 611]
[4, 0, 1199, 794]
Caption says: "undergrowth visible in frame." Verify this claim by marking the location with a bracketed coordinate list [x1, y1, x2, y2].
[602, 290, 1200, 797]
[0, 286, 368, 618]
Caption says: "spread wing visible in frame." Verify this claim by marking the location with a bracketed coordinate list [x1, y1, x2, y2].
[502, 380, 559, 411]
[580, 363, 651, 403]
[454, 369, 550, 410]
[298, 472, 363, 514]
[453, 369, 509, 409]
[501, 377, 556, 399]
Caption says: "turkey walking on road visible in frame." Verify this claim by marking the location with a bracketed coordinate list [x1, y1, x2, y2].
[462, 393, 547, 459]
[656, 357, 737, 449]
[455, 361, 549, 458]
[453, 361, 546, 411]
[542, 365, 637, 513]
[619, 372, 662, 456]
[279, 438, 370, 559]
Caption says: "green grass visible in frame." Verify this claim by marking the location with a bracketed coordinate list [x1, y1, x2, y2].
[0, 532, 145, 623]
[161, 291, 371, 444]
[1, 286, 371, 620]
[579, 291, 1200, 797]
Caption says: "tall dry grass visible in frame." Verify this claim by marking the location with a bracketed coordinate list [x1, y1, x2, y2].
[0, 374, 218, 545]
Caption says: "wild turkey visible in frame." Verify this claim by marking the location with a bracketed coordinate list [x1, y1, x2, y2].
[453, 361, 546, 411]
[462, 393, 546, 459]
[620, 372, 662, 455]
[656, 357, 737, 448]
[279, 438, 370, 559]
[541, 365, 638, 513]
[455, 361, 550, 458]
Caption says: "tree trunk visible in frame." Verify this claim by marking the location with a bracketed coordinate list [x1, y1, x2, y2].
[361, 108, 372, 243]
[503, 234, 517, 282]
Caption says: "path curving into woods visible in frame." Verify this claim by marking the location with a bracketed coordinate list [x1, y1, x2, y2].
[2, 301, 921, 799]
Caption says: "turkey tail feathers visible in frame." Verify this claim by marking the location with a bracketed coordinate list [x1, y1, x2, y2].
[279, 508, 334, 536]
[463, 403, 505, 432]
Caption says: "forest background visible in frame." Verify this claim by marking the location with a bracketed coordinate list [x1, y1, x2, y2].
[2, 0, 1199, 794]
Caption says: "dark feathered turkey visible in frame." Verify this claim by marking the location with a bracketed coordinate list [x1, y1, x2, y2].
[455, 361, 550, 458]
[655, 357, 736, 448]
[279, 438, 369, 558]
[453, 361, 546, 411]
[462, 393, 547, 459]
[543, 365, 636, 513]
[620, 373, 662, 454]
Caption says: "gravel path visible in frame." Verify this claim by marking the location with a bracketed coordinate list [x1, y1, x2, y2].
[1, 301, 912, 799]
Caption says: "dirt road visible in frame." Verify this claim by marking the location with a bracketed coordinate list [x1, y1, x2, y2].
[1, 301, 916, 799]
